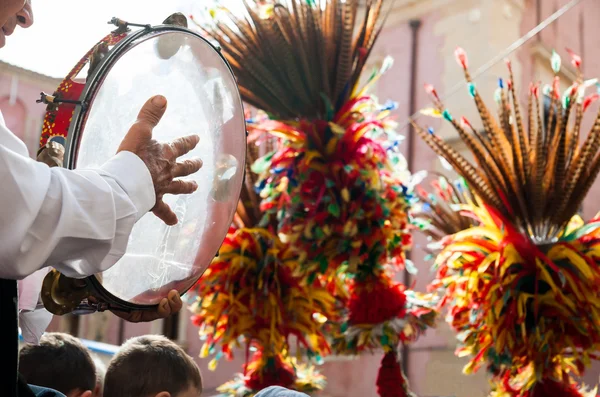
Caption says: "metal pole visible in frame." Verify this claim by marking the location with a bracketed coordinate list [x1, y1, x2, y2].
[403, 17, 422, 378]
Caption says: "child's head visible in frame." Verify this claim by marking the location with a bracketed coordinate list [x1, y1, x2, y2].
[104, 335, 202, 397]
[92, 356, 106, 397]
[19, 332, 97, 397]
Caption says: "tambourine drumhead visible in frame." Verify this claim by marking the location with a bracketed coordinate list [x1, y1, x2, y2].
[69, 28, 245, 306]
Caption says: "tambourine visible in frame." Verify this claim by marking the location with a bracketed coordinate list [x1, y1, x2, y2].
[40, 14, 246, 315]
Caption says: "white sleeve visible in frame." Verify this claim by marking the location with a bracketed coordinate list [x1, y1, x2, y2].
[0, 143, 155, 280]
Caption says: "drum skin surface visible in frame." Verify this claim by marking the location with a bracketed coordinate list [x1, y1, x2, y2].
[71, 30, 246, 305]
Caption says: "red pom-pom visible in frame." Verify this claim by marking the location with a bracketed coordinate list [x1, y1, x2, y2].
[348, 280, 407, 325]
[454, 47, 468, 69]
[376, 351, 413, 397]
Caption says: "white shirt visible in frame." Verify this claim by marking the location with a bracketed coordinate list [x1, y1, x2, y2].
[1, 111, 155, 344]
[0, 111, 155, 279]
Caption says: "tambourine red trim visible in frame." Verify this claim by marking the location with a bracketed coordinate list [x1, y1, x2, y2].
[39, 31, 129, 149]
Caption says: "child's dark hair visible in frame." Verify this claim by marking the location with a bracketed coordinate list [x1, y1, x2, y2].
[104, 334, 202, 397]
[19, 332, 97, 394]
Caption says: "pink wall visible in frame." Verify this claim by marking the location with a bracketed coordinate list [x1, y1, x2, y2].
[0, 97, 26, 139]
[0, 72, 57, 156]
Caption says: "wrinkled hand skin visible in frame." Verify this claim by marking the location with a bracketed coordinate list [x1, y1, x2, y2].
[117, 95, 203, 225]
[37, 141, 65, 168]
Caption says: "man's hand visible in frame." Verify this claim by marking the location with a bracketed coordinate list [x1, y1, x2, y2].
[118, 95, 203, 225]
[37, 141, 65, 168]
[110, 290, 183, 323]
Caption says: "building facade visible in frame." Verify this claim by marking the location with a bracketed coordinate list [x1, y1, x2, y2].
[0, 61, 60, 156]
[4, 0, 600, 396]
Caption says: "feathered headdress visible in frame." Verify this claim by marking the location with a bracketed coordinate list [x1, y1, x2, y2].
[194, 0, 391, 120]
[416, 48, 600, 394]
[190, 227, 335, 395]
[414, 48, 600, 242]
[412, 173, 478, 246]
[191, 111, 330, 395]
[198, 0, 411, 286]
[192, 2, 435, 396]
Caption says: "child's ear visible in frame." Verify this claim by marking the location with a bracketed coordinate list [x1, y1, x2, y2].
[155, 392, 171, 397]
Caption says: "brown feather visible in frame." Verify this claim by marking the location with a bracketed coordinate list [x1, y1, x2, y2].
[507, 72, 528, 187]
[193, 0, 386, 120]
[415, 52, 600, 241]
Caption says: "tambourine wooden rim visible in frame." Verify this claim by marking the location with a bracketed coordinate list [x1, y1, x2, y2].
[41, 20, 246, 315]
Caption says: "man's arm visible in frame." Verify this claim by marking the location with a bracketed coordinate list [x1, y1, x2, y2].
[0, 95, 202, 280]
[0, 141, 155, 279]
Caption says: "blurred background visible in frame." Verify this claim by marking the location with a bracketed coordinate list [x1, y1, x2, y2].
[3, 0, 600, 395]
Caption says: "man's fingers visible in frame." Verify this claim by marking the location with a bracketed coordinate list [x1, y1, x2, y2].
[151, 292, 181, 319]
[124, 95, 168, 145]
[168, 135, 200, 158]
[152, 200, 178, 226]
[156, 297, 172, 318]
[108, 292, 181, 323]
[136, 95, 168, 130]
[163, 179, 198, 195]
[118, 96, 168, 153]
[167, 290, 183, 313]
[172, 158, 203, 178]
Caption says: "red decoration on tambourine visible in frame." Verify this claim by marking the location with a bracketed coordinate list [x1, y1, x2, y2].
[38, 30, 128, 149]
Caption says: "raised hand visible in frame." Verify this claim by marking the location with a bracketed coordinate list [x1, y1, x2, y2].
[118, 95, 203, 225]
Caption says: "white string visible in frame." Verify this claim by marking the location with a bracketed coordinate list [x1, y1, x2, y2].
[401, 0, 587, 131]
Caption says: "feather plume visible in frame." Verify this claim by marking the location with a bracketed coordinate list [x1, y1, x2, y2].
[416, 49, 600, 242]
[412, 173, 478, 243]
[192, 0, 392, 120]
